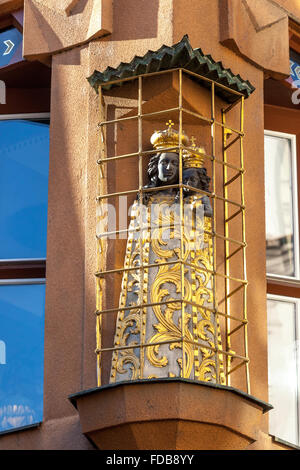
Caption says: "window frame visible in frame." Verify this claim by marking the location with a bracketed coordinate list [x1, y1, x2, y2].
[267, 293, 300, 446]
[264, 129, 300, 283]
[0, 112, 50, 272]
[0, 277, 46, 434]
[0, 112, 50, 434]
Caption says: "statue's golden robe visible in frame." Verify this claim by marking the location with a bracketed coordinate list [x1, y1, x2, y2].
[110, 192, 225, 384]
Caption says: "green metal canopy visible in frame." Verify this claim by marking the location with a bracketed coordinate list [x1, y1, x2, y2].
[88, 35, 255, 103]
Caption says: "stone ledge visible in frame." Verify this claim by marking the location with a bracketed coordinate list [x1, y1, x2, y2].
[69, 378, 272, 450]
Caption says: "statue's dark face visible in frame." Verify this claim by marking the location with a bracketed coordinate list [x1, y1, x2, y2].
[183, 168, 200, 193]
[157, 152, 179, 184]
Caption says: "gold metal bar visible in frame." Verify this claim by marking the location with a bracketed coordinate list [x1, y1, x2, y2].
[213, 269, 247, 285]
[182, 107, 213, 124]
[183, 338, 249, 363]
[211, 309, 247, 324]
[97, 146, 180, 164]
[183, 254, 248, 284]
[225, 359, 249, 377]
[214, 158, 243, 173]
[96, 338, 185, 354]
[183, 301, 247, 324]
[182, 184, 213, 198]
[96, 183, 182, 200]
[139, 107, 179, 119]
[182, 68, 244, 97]
[96, 85, 106, 386]
[97, 148, 244, 174]
[215, 119, 244, 137]
[210, 231, 246, 248]
[95, 256, 248, 284]
[212, 89, 221, 383]
[97, 338, 249, 364]
[96, 183, 244, 208]
[211, 80, 221, 384]
[95, 298, 247, 326]
[95, 259, 181, 277]
[215, 194, 243, 209]
[96, 221, 183, 239]
[222, 97, 243, 114]
[99, 67, 180, 88]
[96, 224, 247, 250]
[96, 188, 138, 200]
[96, 299, 184, 315]
[240, 95, 250, 394]
[137, 75, 146, 380]
[98, 114, 138, 126]
[96, 227, 136, 239]
[218, 282, 244, 305]
[179, 68, 186, 378]
[223, 110, 231, 385]
[98, 106, 181, 127]
[183, 185, 244, 209]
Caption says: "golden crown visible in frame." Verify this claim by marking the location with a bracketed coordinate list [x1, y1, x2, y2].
[183, 137, 205, 168]
[150, 120, 189, 150]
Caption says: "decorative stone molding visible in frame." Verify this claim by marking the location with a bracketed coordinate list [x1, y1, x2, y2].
[69, 379, 272, 450]
[23, 0, 113, 60]
[220, 0, 290, 79]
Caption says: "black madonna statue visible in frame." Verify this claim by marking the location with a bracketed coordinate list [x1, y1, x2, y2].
[110, 123, 225, 385]
[182, 154, 212, 217]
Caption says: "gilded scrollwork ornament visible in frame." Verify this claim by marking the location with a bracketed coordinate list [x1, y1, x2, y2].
[110, 123, 225, 385]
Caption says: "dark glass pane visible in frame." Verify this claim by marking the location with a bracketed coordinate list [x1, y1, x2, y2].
[0, 283, 45, 432]
[0, 120, 49, 260]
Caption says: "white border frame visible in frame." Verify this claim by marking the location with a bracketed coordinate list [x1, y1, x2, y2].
[265, 130, 300, 282]
[0, 113, 50, 120]
[267, 293, 300, 446]
[0, 278, 46, 285]
[0, 112, 50, 263]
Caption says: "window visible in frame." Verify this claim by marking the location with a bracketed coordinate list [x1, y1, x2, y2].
[264, 61, 300, 446]
[0, 281, 45, 432]
[267, 295, 300, 446]
[264, 130, 299, 280]
[0, 114, 49, 434]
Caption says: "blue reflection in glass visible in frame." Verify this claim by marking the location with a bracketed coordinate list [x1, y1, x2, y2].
[0, 283, 45, 432]
[0, 120, 49, 259]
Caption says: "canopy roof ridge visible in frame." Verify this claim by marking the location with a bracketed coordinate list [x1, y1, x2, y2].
[88, 35, 255, 103]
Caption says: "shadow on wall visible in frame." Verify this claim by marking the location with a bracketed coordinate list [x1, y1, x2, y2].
[67, 0, 89, 16]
